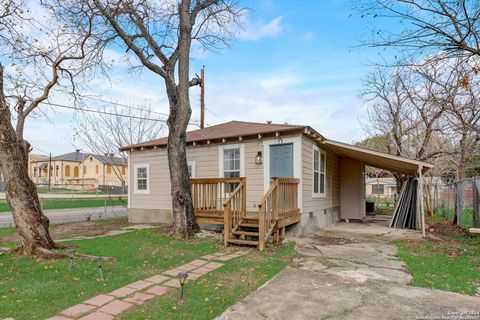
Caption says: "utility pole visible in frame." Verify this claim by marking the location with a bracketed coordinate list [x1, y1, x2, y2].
[200, 66, 205, 129]
[48, 153, 52, 190]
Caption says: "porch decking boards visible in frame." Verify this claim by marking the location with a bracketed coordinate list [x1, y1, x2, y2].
[191, 177, 300, 250]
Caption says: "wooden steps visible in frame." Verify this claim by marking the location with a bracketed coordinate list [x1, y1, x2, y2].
[238, 222, 258, 228]
[226, 218, 260, 248]
[232, 230, 259, 237]
[226, 238, 259, 246]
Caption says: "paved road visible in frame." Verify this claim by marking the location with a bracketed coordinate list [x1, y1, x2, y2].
[0, 206, 128, 227]
[0, 192, 127, 200]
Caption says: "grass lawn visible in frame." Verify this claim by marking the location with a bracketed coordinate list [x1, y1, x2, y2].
[0, 227, 221, 320]
[120, 245, 295, 320]
[0, 198, 126, 213]
[396, 217, 480, 295]
[0, 224, 295, 320]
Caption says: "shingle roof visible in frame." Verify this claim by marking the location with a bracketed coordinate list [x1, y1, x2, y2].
[32, 151, 126, 166]
[51, 152, 89, 162]
[121, 121, 312, 150]
[93, 154, 127, 166]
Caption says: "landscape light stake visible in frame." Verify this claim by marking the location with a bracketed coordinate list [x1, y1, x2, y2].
[95, 257, 104, 281]
[68, 248, 76, 270]
[177, 271, 189, 299]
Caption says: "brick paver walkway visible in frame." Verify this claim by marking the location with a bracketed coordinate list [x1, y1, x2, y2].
[47, 250, 248, 320]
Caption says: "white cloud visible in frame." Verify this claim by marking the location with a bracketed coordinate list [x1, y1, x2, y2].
[237, 17, 284, 41]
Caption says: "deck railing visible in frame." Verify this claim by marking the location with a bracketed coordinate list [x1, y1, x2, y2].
[222, 178, 247, 246]
[191, 178, 244, 217]
[258, 177, 299, 250]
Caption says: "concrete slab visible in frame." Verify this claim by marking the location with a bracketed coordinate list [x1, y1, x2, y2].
[78, 311, 114, 320]
[217, 268, 480, 320]
[60, 303, 96, 318]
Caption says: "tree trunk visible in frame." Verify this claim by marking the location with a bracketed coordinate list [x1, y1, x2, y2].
[0, 104, 57, 256]
[164, 0, 200, 237]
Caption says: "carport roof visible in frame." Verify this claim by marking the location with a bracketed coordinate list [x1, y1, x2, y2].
[321, 140, 433, 175]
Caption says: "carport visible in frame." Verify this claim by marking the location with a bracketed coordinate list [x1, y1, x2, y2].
[319, 139, 433, 236]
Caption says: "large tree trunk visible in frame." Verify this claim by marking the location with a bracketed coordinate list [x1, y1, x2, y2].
[0, 102, 57, 255]
[164, 0, 200, 237]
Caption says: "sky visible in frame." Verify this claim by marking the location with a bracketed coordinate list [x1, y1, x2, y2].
[23, 0, 396, 156]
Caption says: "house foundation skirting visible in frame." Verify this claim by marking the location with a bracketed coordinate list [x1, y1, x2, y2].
[293, 206, 340, 236]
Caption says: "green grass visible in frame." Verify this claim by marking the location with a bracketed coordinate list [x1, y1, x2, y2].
[0, 198, 126, 213]
[120, 245, 295, 320]
[396, 231, 480, 295]
[0, 228, 222, 320]
[36, 188, 104, 195]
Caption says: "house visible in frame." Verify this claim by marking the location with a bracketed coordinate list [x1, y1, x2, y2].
[30, 150, 128, 189]
[366, 177, 397, 199]
[121, 121, 432, 249]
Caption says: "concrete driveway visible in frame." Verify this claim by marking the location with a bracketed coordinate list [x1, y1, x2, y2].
[217, 216, 480, 320]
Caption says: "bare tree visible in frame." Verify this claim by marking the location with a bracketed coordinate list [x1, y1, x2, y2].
[74, 104, 165, 186]
[50, 0, 245, 237]
[0, 1, 99, 257]
[356, 0, 480, 61]
[362, 64, 447, 193]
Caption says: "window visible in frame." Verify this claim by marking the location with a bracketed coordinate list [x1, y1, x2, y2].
[134, 164, 150, 194]
[223, 148, 241, 178]
[74, 166, 79, 177]
[372, 184, 384, 195]
[121, 166, 126, 175]
[95, 165, 99, 174]
[313, 147, 326, 197]
[187, 161, 196, 178]
[107, 165, 112, 174]
[55, 166, 59, 176]
[65, 165, 70, 177]
[33, 167, 36, 177]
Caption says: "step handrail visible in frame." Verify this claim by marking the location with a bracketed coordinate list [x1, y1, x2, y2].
[222, 178, 247, 246]
[258, 177, 300, 250]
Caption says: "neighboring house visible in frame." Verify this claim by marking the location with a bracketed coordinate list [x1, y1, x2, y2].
[30, 150, 128, 188]
[121, 121, 432, 240]
[366, 177, 397, 198]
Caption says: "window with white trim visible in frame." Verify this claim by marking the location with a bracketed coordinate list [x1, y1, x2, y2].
[134, 164, 150, 194]
[223, 148, 241, 178]
[313, 147, 326, 197]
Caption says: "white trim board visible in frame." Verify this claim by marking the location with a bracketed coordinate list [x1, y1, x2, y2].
[133, 163, 151, 194]
[218, 143, 245, 177]
[263, 135, 303, 212]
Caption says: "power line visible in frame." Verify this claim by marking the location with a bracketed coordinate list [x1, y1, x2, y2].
[81, 95, 171, 118]
[41, 101, 200, 127]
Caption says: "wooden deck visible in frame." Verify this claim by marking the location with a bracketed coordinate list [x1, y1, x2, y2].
[191, 177, 301, 250]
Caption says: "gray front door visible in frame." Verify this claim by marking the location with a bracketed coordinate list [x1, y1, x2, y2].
[270, 143, 294, 178]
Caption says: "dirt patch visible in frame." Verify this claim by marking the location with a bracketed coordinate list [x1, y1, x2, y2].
[1, 218, 135, 244]
[427, 220, 468, 236]
[309, 234, 355, 246]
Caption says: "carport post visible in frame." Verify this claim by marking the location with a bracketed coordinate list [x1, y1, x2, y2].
[418, 165, 426, 238]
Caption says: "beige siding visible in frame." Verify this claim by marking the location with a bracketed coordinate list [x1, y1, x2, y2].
[340, 158, 365, 220]
[298, 136, 341, 233]
[129, 140, 265, 211]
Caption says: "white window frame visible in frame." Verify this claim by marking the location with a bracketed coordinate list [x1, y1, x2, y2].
[218, 144, 245, 178]
[312, 145, 327, 198]
[134, 163, 150, 194]
[187, 160, 196, 178]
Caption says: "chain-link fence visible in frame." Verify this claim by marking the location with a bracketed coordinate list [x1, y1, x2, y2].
[435, 177, 480, 230]
[0, 183, 128, 227]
